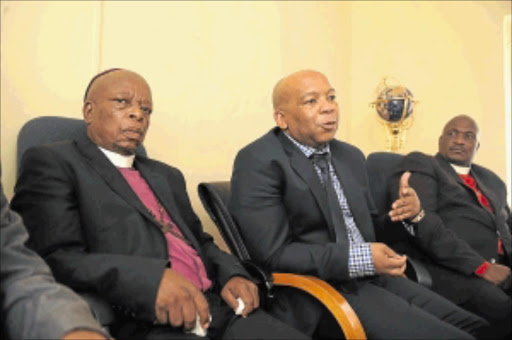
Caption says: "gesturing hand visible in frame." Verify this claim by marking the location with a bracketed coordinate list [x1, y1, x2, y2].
[154, 268, 210, 331]
[371, 243, 407, 277]
[221, 276, 259, 318]
[389, 172, 421, 222]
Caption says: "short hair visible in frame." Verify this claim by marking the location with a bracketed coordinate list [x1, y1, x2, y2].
[83, 68, 123, 102]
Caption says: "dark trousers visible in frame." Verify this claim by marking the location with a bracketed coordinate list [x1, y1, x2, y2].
[112, 291, 310, 340]
[271, 275, 488, 339]
[342, 276, 487, 339]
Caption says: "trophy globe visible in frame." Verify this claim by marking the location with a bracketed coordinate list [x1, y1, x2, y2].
[370, 77, 417, 153]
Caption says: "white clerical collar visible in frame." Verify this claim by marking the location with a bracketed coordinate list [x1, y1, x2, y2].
[450, 163, 471, 175]
[98, 146, 135, 168]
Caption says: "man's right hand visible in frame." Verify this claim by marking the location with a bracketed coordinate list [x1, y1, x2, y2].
[154, 268, 210, 331]
[371, 243, 407, 276]
[482, 263, 511, 285]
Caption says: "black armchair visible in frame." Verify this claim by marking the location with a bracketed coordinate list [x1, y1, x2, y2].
[198, 181, 367, 340]
[366, 152, 432, 288]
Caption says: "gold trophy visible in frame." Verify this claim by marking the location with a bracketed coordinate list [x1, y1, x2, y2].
[370, 77, 417, 153]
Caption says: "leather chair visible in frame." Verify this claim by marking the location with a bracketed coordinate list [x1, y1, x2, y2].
[366, 152, 432, 288]
[198, 181, 367, 340]
[16, 116, 147, 329]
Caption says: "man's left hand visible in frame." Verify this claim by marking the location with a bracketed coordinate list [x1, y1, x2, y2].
[221, 276, 259, 318]
[389, 172, 421, 222]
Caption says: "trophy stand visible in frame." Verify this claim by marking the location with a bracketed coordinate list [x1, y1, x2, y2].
[370, 77, 417, 154]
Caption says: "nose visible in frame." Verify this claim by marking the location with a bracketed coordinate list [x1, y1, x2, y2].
[129, 107, 144, 122]
[321, 98, 337, 114]
[454, 132, 465, 144]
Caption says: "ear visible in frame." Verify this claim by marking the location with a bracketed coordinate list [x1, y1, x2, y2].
[274, 110, 288, 130]
[475, 141, 480, 152]
[83, 101, 94, 124]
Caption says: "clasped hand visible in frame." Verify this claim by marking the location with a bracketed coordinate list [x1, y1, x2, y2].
[154, 269, 259, 332]
[389, 172, 421, 222]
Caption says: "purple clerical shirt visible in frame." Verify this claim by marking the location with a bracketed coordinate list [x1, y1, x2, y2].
[118, 167, 212, 291]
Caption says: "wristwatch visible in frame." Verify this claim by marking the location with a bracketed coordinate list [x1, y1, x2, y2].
[410, 208, 425, 224]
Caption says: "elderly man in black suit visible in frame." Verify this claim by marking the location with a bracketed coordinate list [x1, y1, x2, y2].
[230, 70, 488, 339]
[11, 69, 308, 340]
[389, 115, 511, 339]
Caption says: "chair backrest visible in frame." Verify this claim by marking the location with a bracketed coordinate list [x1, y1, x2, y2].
[366, 152, 404, 215]
[197, 181, 252, 262]
[16, 116, 147, 176]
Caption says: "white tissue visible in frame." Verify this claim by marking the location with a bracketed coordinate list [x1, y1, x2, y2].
[235, 297, 245, 315]
[187, 314, 211, 337]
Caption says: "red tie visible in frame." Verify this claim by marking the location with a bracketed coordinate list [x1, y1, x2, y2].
[459, 174, 493, 213]
[459, 173, 503, 255]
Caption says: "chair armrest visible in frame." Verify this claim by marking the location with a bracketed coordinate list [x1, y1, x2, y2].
[78, 292, 116, 327]
[272, 273, 366, 340]
[405, 258, 433, 288]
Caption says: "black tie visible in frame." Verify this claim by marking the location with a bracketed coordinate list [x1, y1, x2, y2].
[310, 153, 347, 243]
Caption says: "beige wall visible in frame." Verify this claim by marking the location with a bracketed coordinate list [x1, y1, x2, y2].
[2, 1, 510, 249]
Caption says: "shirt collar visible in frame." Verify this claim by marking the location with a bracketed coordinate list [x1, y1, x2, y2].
[98, 146, 135, 168]
[450, 163, 471, 175]
[283, 131, 330, 158]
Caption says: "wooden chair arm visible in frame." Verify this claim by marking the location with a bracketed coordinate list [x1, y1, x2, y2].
[272, 273, 366, 340]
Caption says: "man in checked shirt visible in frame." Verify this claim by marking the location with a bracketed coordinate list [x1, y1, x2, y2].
[230, 70, 487, 339]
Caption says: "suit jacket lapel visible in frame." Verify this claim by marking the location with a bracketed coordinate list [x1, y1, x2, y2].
[435, 154, 496, 223]
[471, 169, 498, 219]
[75, 135, 158, 225]
[135, 159, 202, 252]
[277, 132, 337, 240]
[330, 143, 374, 241]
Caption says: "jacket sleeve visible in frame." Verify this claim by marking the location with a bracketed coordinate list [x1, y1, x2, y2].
[1, 185, 108, 340]
[11, 147, 168, 322]
[230, 147, 351, 283]
[390, 152, 486, 275]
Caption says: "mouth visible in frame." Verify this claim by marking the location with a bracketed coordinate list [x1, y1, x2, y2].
[320, 121, 338, 131]
[123, 129, 144, 140]
[449, 147, 465, 154]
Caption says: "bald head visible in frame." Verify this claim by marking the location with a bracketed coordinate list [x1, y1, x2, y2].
[271, 70, 338, 148]
[439, 114, 480, 166]
[272, 70, 329, 111]
[83, 69, 153, 155]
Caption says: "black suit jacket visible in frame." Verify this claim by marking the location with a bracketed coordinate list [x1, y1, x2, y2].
[389, 152, 511, 301]
[11, 134, 249, 322]
[230, 128, 378, 333]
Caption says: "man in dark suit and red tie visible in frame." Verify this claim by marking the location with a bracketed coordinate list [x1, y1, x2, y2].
[11, 69, 308, 340]
[389, 114, 511, 339]
[230, 70, 487, 339]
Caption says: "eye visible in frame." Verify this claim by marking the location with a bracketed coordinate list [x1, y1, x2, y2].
[305, 98, 317, 105]
[113, 98, 128, 104]
[328, 94, 336, 101]
[446, 131, 457, 137]
[465, 133, 475, 140]
[141, 106, 152, 115]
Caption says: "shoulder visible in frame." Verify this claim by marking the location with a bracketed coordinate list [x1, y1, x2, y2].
[471, 163, 507, 187]
[330, 139, 365, 162]
[400, 151, 435, 172]
[235, 128, 286, 165]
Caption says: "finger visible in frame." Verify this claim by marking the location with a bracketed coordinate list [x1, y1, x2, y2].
[236, 285, 255, 318]
[221, 286, 239, 311]
[193, 292, 210, 329]
[181, 300, 197, 331]
[168, 301, 184, 328]
[399, 172, 411, 196]
[155, 305, 169, 325]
